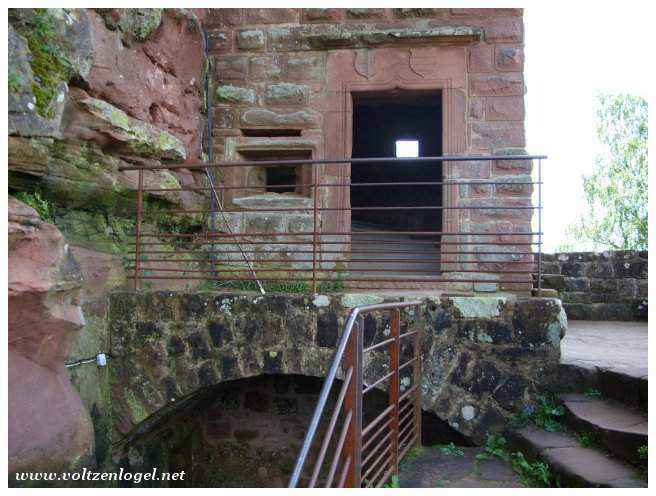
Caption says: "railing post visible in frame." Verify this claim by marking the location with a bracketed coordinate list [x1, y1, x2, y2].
[537, 158, 543, 292]
[413, 312, 422, 450]
[134, 167, 144, 291]
[389, 309, 401, 477]
[343, 316, 363, 487]
[311, 164, 319, 294]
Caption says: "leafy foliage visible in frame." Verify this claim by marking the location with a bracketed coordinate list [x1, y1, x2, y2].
[435, 442, 465, 457]
[510, 394, 565, 432]
[583, 388, 602, 398]
[14, 191, 53, 221]
[475, 433, 556, 487]
[565, 94, 648, 250]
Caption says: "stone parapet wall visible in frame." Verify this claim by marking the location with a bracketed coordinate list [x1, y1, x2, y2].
[109, 291, 566, 446]
[539, 251, 648, 321]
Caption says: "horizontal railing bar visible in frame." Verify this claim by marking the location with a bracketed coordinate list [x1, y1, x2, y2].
[366, 458, 391, 489]
[399, 416, 414, 440]
[361, 444, 392, 480]
[129, 239, 539, 246]
[129, 257, 537, 265]
[363, 338, 396, 354]
[399, 423, 417, 451]
[129, 249, 538, 256]
[363, 371, 395, 394]
[362, 432, 393, 468]
[138, 180, 542, 192]
[118, 154, 547, 171]
[399, 435, 418, 463]
[337, 455, 351, 488]
[309, 366, 354, 487]
[129, 275, 535, 284]
[130, 205, 538, 214]
[133, 230, 543, 237]
[362, 419, 392, 452]
[129, 266, 536, 274]
[398, 357, 418, 372]
[374, 466, 395, 489]
[399, 398, 414, 417]
[399, 408, 414, 429]
[399, 384, 419, 403]
[362, 405, 395, 437]
[399, 330, 421, 341]
[325, 409, 353, 488]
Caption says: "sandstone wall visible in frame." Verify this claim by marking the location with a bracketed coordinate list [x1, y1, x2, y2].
[8, 8, 208, 477]
[206, 8, 531, 292]
[539, 251, 648, 321]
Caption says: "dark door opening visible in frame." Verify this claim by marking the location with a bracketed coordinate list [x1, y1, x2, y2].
[349, 91, 443, 277]
[351, 91, 443, 231]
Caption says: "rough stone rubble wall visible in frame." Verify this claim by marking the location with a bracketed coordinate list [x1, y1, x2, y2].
[109, 292, 566, 449]
[206, 8, 531, 292]
[539, 251, 648, 321]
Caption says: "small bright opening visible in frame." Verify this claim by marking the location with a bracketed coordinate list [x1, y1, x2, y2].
[395, 139, 419, 158]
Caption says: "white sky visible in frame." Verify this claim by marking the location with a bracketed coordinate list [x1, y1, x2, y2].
[524, 4, 651, 251]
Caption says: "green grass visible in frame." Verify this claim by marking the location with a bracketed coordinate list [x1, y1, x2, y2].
[578, 431, 598, 448]
[383, 474, 400, 488]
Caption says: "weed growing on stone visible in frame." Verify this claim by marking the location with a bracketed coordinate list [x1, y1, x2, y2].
[584, 388, 602, 398]
[383, 474, 400, 488]
[10, 8, 73, 118]
[638, 445, 648, 460]
[578, 431, 598, 448]
[435, 442, 465, 457]
[14, 191, 53, 220]
[475, 433, 556, 488]
[510, 394, 565, 432]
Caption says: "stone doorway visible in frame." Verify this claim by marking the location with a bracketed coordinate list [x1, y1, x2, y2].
[350, 90, 443, 275]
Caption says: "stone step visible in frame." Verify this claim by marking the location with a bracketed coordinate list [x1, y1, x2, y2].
[558, 320, 648, 411]
[506, 426, 646, 488]
[559, 393, 648, 466]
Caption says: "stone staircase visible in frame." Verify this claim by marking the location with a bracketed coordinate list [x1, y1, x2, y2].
[506, 320, 648, 488]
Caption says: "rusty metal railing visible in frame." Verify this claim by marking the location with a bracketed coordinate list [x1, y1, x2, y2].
[118, 154, 545, 293]
[288, 300, 423, 488]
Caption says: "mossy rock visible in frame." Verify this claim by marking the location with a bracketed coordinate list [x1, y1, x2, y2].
[96, 8, 163, 47]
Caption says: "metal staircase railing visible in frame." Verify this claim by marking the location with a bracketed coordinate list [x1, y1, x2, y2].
[288, 300, 423, 488]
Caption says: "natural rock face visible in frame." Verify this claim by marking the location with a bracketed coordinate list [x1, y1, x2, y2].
[8, 198, 94, 475]
[539, 251, 648, 321]
[109, 292, 565, 445]
[64, 88, 187, 161]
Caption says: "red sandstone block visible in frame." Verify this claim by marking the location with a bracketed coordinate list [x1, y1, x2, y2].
[285, 55, 325, 81]
[302, 8, 342, 22]
[249, 55, 283, 81]
[469, 97, 485, 120]
[268, 27, 301, 52]
[245, 8, 298, 25]
[486, 96, 525, 121]
[213, 55, 249, 80]
[471, 121, 525, 149]
[468, 44, 494, 73]
[206, 30, 232, 53]
[213, 106, 235, 129]
[469, 73, 524, 96]
[451, 8, 522, 17]
[484, 17, 523, 43]
[393, 8, 450, 18]
[491, 153, 532, 176]
[345, 8, 387, 20]
[495, 45, 524, 71]
[206, 9, 243, 28]
[452, 160, 491, 179]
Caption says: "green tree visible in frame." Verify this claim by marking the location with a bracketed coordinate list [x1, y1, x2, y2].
[565, 94, 648, 250]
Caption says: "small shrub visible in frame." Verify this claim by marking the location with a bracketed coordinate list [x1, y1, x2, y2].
[14, 191, 52, 220]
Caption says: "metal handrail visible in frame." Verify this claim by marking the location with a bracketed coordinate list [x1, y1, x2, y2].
[288, 300, 422, 488]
